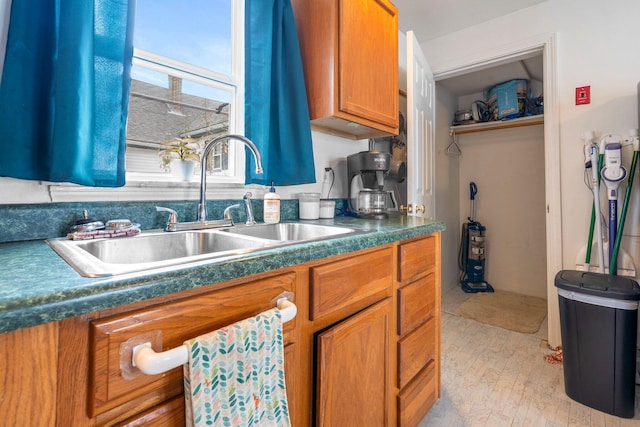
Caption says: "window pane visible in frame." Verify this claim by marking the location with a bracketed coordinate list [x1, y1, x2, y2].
[133, 0, 232, 75]
[126, 62, 231, 174]
[126, 0, 239, 179]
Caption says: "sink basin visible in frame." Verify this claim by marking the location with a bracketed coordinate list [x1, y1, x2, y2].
[46, 223, 369, 278]
[221, 222, 355, 241]
[46, 230, 272, 277]
[73, 231, 269, 264]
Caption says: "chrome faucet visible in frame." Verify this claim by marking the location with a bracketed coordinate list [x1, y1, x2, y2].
[198, 134, 264, 222]
[243, 192, 257, 225]
[156, 134, 264, 232]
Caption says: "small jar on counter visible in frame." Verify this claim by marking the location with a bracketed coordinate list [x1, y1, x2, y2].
[298, 192, 320, 220]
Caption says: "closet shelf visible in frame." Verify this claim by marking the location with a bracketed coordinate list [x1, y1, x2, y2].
[450, 114, 544, 135]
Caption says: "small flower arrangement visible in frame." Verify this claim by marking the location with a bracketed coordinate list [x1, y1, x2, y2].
[158, 137, 201, 172]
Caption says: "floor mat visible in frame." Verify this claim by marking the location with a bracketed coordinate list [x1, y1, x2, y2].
[454, 290, 547, 334]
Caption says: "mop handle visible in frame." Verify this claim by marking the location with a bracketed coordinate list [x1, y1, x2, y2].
[590, 146, 606, 273]
[585, 150, 604, 264]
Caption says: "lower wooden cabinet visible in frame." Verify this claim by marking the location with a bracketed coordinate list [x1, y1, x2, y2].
[0, 232, 441, 427]
[0, 322, 58, 427]
[316, 298, 392, 426]
[395, 234, 441, 426]
[397, 362, 438, 427]
[88, 272, 297, 422]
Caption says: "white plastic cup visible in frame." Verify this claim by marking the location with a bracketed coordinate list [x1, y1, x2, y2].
[299, 192, 320, 220]
[319, 199, 336, 219]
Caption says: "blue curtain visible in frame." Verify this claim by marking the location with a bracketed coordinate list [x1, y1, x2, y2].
[244, 0, 316, 186]
[0, 0, 135, 187]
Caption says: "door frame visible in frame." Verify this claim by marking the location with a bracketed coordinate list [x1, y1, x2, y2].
[433, 33, 562, 348]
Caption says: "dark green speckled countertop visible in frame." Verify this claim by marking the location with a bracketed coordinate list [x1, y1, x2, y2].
[0, 216, 445, 335]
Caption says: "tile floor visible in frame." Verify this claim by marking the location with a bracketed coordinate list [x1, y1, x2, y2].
[419, 287, 640, 426]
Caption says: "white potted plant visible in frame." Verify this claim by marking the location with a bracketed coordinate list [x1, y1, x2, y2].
[158, 137, 201, 181]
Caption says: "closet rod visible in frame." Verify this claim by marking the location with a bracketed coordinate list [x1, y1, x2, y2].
[131, 297, 297, 376]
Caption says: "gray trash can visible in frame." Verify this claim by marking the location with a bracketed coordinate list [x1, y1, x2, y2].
[555, 270, 640, 418]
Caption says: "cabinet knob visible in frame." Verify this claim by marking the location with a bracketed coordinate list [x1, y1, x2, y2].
[415, 205, 425, 214]
[401, 204, 413, 213]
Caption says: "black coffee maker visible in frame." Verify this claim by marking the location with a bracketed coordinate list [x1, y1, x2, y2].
[347, 150, 392, 219]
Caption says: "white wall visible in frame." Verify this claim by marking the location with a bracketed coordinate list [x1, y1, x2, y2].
[277, 131, 369, 199]
[457, 126, 547, 299]
[424, 0, 640, 272]
[434, 85, 461, 290]
[424, 0, 640, 347]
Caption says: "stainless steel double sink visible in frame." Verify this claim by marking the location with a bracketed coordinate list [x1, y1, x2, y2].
[46, 222, 369, 277]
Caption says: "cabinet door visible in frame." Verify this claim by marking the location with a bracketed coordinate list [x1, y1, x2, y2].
[316, 298, 392, 426]
[339, 0, 398, 128]
[0, 323, 58, 427]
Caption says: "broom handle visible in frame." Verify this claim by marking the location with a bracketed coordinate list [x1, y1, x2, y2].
[585, 152, 604, 264]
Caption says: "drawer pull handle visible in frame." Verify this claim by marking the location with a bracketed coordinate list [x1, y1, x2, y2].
[131, 297, 297, 376]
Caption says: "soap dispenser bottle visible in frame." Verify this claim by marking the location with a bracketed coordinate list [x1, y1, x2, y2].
[263, 181, 281, 224]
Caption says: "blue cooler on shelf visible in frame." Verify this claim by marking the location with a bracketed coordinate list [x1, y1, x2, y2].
[554, 270, 640, 418]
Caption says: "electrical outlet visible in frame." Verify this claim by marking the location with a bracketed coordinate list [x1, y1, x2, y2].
[576, 86, 590, 105]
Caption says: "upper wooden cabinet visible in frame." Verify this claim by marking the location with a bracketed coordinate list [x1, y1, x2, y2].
[291, 0, 399, 139]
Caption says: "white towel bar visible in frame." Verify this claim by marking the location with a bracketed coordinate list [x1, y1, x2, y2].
[131, 297, 297, 376]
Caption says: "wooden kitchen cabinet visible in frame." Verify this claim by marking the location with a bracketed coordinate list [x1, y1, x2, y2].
[0, 232, 442, 427]
[310, 246, 394, 425]
[291, 0, 399, 139]
[0, 322, 58, 427]
[316, 298, 392, 426]
[88, 272, 298, 425]
[395, 234, 441, 426]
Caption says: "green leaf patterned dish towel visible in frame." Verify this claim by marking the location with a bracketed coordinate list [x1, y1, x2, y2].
[183, 307, 291, 427]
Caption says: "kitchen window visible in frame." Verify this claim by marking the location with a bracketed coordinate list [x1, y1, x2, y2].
[43, 0, 255, 202]
[125, 0, 245, 184]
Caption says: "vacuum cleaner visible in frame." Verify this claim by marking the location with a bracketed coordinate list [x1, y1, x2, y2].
[601, 138, 627, 267]
[458, 182, 494, 293]
[579, 131, 638, 276]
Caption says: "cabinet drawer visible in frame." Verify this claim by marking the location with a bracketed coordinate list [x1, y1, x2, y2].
[397, 318, 435, 389]
[397, 362, 437, 427]
[310, 248, 392, 322]
[397, 236, 435, 283]
[89, 272, 296, 417]
[397, 272, 435, 336]
[118, 395, 184, 427]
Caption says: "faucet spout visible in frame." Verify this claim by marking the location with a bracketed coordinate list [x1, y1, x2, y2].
[198, 134, 264, 222]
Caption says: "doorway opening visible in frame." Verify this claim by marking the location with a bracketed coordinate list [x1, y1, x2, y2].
[433, 34, 562, 347]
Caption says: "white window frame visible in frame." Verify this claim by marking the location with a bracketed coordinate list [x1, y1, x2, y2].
[125, 48, 244, 184]
[45, 0, 260, 202]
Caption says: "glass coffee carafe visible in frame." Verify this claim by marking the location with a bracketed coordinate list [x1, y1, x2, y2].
[357, 189, 387, 215]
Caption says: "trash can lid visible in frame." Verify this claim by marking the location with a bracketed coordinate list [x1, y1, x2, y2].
[554, 270, 640, 300]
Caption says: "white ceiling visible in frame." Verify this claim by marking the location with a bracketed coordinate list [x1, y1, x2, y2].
[393, 0, 547, 96]
[393, 0, 548, 45]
